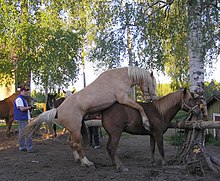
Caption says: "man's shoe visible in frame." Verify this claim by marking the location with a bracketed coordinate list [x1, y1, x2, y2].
[19, 148, 27, 152]
[27, 149, 37, 153]
[94, 145, 101, 149]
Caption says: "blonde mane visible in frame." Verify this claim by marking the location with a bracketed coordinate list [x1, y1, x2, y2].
[128, 66, 151, 84]
[153, 90, 183, 116]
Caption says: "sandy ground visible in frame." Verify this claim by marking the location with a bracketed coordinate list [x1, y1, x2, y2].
[0, 127, 219, 181]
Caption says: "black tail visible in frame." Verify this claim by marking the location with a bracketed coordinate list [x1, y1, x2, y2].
[81, 120, 89, 146]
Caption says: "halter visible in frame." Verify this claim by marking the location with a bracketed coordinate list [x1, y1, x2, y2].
[181, 98, 198, 112]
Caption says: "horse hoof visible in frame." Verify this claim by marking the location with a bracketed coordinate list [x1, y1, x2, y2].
[121, 167, 129, 172]
[116, 165, 129, 172]
[81, 161, 95, 168]
[81, 157, 95, 168]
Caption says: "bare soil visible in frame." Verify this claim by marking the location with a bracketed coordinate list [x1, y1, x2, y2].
[0, 127, 219, 181]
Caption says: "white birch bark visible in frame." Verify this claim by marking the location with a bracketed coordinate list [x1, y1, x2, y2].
[126, 3, 136, 100]
[188, 0, 204, 95]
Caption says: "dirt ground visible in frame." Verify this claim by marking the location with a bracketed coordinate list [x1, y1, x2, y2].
[0, 127, 219, 181]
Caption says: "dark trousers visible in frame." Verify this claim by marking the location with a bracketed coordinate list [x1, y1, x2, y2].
[88, 126, 100, 146]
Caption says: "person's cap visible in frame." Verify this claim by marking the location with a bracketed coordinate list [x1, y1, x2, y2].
[20, 87, 30, 91]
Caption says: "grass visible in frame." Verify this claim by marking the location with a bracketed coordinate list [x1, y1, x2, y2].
[204, 133, 220, 146]
[164, 131, 185, 146]
[0, 123, 18, 128]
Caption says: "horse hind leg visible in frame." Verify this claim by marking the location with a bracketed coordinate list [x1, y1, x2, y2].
[67, 133, 80, 162]
[150, 135, 156, 165]
[106, 131, 128, 171]
[155, 133, 167, 166]
[68, 131, 94, 167]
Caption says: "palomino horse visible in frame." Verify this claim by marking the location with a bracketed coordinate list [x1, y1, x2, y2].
[46, 90, 74, 137]
[0, 91, 36, 137]
[101, 88, 201, 171]
[22, 66, 156, 167]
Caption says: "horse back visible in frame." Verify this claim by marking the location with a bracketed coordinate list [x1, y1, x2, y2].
[0, 99, 11, 118]
[102, 102, 151, 135]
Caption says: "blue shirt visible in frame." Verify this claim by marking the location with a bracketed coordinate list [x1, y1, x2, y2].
[14, 95, 29, 121]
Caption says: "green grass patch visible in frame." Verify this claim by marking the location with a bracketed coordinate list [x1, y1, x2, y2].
[205, 133, 220, 146]
[164, 131, 185, 146]
[0, 123, 19, 128]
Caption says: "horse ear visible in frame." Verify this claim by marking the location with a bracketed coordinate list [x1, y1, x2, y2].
[63, 90, 66, 94]
[150, 71, 153, 77]
[72, 90, 75, 94]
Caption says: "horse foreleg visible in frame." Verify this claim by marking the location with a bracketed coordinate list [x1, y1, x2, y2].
[69, 131, 94, 167]
[150, 135, 156, 165]
[6, 117, 14, 137]
[156, 133, 167, 166]
[116, 93, 150, 131]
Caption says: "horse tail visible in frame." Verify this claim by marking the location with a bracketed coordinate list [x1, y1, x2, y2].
[81, 120, 89, 146]
[22, 108, 57, 138]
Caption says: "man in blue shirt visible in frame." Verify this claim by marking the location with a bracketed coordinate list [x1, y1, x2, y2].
[14, 86, 33, 152]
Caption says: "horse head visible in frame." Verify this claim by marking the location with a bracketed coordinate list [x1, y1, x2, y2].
[46, 93, 57, 110]
[181, 88, 202, 118]
[141, 71, 157, 101]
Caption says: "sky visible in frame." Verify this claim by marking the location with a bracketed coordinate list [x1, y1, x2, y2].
[72, 58, 220, 91]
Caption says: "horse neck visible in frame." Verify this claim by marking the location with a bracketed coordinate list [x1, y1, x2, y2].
[155, 92, 182, 123]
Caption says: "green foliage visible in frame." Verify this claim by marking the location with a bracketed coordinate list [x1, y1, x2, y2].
[204, 80, 220, 100]
[0, 0, 219, 91]
[0, 1, 81, 90]
[165, 131, 185, 146]
[205, 133, 220, 146]
[31, 90, 46, 103]
[89, 0, 219, 88]
[157, 83, 173, 97]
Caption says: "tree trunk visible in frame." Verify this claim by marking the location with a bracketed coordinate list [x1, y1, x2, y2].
[125, 3, 136, 100]
[168, 120, 220, 175]
[178, 0, 220, 175]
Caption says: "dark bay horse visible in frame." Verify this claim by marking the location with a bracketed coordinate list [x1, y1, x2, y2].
[23, 67, 157, 167]
[101, 88, 201, 171]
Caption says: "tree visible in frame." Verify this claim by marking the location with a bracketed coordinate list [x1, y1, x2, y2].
[0, 1, 82, 91]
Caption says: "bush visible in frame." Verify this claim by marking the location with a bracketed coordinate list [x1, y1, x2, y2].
[205, 133, 220, 146]
[165, 130, 185, 146]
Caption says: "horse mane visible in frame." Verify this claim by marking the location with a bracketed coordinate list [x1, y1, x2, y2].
[128, 66, 151, 84]
[153, 89, 183, 116]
